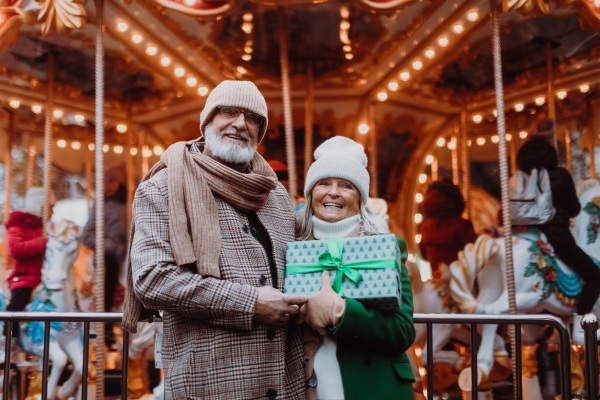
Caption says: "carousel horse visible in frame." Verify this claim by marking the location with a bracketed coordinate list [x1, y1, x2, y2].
[14, 218, 85, 400]
[448, 229, 592, 392]
[407, 260, 508, 393]
[572, 178, 600, 263]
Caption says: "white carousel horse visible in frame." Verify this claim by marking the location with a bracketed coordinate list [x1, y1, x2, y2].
[15, 218, 85, 400]
[407, 260, 507, 394]
[572, 178, 600, 263]
[448, 230, 592, 391]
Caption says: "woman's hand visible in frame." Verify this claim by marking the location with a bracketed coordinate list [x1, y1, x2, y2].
[297, 271, 346, 335]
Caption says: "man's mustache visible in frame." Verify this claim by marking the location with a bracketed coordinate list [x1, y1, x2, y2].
[220, 128, 251, 142]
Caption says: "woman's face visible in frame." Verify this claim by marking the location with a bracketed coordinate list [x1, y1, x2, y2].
[311, 178, 361, 222]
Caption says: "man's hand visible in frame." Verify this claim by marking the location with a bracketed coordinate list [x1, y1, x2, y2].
[254, 286, 308, 326]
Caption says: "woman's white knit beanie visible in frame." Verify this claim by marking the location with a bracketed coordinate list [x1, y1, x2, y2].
[304, 136, 370, 204]
[199, 80, 269, 143]
[23, 186, 55, 217]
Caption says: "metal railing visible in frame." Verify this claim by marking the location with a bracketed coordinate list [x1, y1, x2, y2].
[0, 312, 596, 400]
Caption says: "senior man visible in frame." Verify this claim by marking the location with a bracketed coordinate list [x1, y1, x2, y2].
[122, 80, 307, 400]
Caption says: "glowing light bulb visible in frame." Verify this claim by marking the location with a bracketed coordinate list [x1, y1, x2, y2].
[358, 124, 369, 134]
[187, 77, 197, 87]
[154, 145, 164, 155]
[438, 37, 449, 47]
[412, 60, 423, 70]
[377, 91, 388, 101]
[557, 90, 567, 100]
[418, 173, 427, 183]
[535, 96, 545, 105]
[57, 139, 67, 148]
[425, 49, 435, 59]
[32, 104, 42, 114]
[415, 234, 422, 244]
[580, 84, 590, 93]
[436, 137, 446, 147]
[467, 11, 479, 21]
[425, 154, 433, 164]
[130, 147, 138, 155]
[116, 123, 128, 133]
[74, 114, 85, 123]
[174, 67, 185, 77]
[88, 143, 95, 151]
[198, 87, 209, 96]
[388, 81, 399, 91]
[400, 72, 410, 81]
[71, 141, 81, 150]
[414, 213, 423, 224]
[415, 193, 423, 203]
[132, 33, 143, 44]
[476, 137, 486, 146]
[53, 109, 64, 119]
[103, 144, 109, 153]
[453, 23, 464, 34]
[519, 130, 528, 139]
[160, 56, 171, 66]
[491, 135, 499, 143]
[116, 21, 128, 32]
[514, 103, 524, 112]
[146, 45, 158, 56]
[9, 99, 19, 109]
[472, 114, 483, 124]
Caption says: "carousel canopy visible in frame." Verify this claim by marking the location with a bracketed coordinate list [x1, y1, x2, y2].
[1, 0, 600, 197]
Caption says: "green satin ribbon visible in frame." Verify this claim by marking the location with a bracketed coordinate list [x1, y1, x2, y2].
[285, 238, 399, 296]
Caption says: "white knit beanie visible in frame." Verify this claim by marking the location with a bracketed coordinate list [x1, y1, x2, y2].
[199, 80, 268, 143]
[304, 136, 370, 204]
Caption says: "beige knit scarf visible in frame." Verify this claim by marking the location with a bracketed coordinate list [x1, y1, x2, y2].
[122, 139, 277, 332]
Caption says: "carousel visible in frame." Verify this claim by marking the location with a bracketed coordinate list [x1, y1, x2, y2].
[1, 0, 600, 396]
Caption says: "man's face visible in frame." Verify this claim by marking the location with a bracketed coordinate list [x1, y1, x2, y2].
[204, 106, 261, 164]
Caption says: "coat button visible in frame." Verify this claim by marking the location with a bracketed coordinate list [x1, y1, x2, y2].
[266, 329, 276, 340]
[267, 389, 277, 398]
[364, 356, 373, 365]
[259, 275, 267, 285]
[242, 224, 249, 233]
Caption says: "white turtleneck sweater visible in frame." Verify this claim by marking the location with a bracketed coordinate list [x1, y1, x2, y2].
[311, 214, 361, 400]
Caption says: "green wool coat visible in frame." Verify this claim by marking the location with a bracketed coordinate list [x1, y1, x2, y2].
[330, 249, 416, 400]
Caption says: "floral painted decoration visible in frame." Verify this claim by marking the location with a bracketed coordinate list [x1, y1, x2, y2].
[583, 196, 600, 244]
[524, 237, 559, 299]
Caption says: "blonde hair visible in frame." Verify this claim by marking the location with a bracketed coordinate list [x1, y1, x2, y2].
[296, 192, 380, 240]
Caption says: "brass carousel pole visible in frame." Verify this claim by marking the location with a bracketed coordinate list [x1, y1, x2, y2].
[368, 102, 378, 198]
[94, 0, 106, 396]
[85, 133, 93, 208]
[126, 102, 134, 228]
[42, 54, 54, 231]
[139, 131, 149, 176]
[490, 0, 518, 397]
[4, 113, 13, 224]
[451, 126, 459, 186]
[278, 7, 297, 202]
[460, 109, 470, 218]
[546, 41, 557, 148]
[565, 127, 572, 174]
[509, 116, 516, 175]
[587, 101, 596, 179]
[304, 62, 314, 179]
[431, 153, 438, 182]
[27, 139, 35, 189]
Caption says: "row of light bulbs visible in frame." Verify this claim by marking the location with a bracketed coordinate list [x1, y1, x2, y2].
[54, 139, 164, 156]
[375, 9, 480, 102]
[240, 14, 254, 65]
[435, 130, 528, 149]
[470, 84, 592, 123]
[340, 7, 354, 60]
[115, 20, 210, 95]
[7, 99, 132, 133]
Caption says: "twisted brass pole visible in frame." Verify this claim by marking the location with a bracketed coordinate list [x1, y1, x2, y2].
[42, 54, 54, 232]
[490, 0, 518, 397]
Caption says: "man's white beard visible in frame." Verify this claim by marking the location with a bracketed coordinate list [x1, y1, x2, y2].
[204, 123, 257, 164]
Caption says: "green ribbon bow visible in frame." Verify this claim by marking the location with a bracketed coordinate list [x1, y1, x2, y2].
[286, 237, 399, 296]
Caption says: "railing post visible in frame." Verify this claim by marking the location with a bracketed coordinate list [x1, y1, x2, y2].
[583, 313, 599, 400]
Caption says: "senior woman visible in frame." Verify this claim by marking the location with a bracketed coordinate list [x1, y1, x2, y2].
[296, 136, 415, 400]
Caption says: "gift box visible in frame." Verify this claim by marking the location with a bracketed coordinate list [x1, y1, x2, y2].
[284, 234, 405, 313]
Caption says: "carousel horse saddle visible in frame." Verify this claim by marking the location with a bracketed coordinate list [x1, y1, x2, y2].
[514, 228, 582, 303]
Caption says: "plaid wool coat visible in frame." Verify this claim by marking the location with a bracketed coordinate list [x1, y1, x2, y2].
[130, 168, 306, 400]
